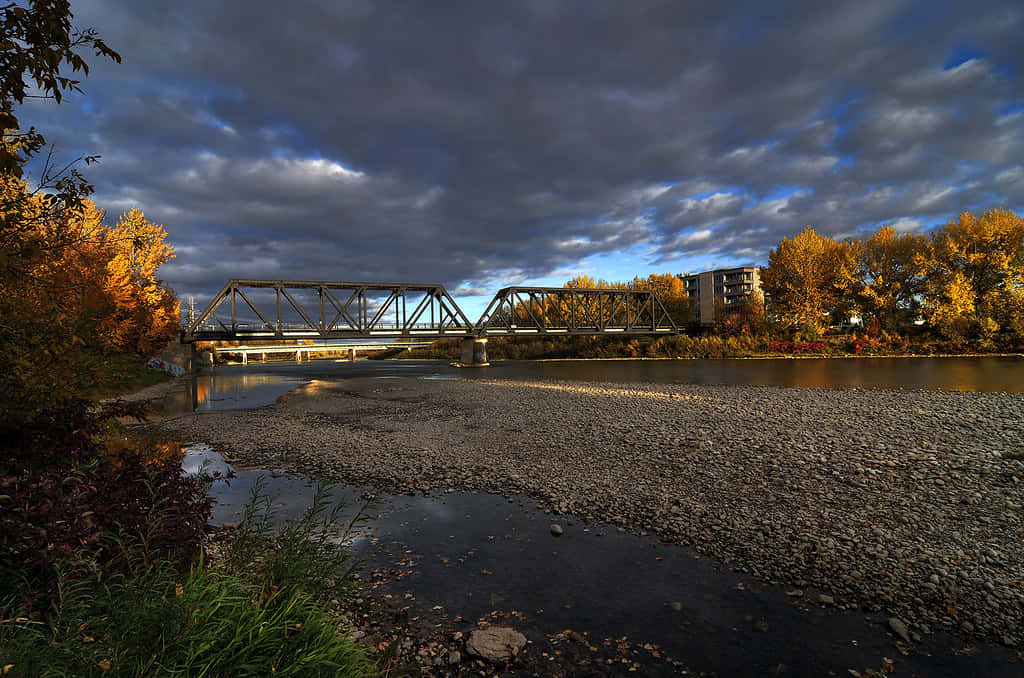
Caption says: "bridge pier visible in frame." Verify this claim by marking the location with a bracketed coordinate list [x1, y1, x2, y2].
[460, 338, 488, 367]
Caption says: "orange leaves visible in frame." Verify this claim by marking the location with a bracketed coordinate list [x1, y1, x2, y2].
[915, 210, 1024, 341]
[94, 208, 179, 356]
[1, 178, 180, 414]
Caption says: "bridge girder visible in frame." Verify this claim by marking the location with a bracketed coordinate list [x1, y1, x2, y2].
[182, 280, 678, 342]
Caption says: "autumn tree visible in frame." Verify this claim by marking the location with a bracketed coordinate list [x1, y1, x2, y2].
[853, 227, 927, 332]
[0, 2, 122, 417]
[917, 210, 1024, 341]
[761, 226, 857, 335]
[98, 208, 179, 355]
[715, 292, 767, 336]
[1, 1, 120, 268]
[0, 190, 179, 415]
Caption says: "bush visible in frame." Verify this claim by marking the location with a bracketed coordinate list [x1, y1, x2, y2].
[767, 340, 827, 355]
[0, 479, 371, 678]
[0, 402, 214, 597]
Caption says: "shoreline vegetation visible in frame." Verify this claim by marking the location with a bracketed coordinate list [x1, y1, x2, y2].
[1, 373, 376, 677]
[394, 332, 1024, 363]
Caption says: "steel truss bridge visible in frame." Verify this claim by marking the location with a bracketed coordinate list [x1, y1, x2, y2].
[182, 280, 677, 364]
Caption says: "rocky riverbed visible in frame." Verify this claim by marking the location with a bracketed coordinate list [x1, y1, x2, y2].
[160, 377, 1024, 653]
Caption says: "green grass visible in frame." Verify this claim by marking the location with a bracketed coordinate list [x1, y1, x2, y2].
[0, 481, 374, 678]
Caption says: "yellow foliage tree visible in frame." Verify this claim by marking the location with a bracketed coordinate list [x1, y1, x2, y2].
[0, 183, 112, 413]
[0, 190, 180, 416]
[98, 208, 180, 355]
[761, 226, 857, 334]
[853, 226, 927, 331]
[918, 210, 1024, 339]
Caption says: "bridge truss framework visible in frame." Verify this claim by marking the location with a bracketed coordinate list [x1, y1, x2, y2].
[181, 279, 678, 343]
[475, 286, 676, 336]
[182, 280, 473, 342]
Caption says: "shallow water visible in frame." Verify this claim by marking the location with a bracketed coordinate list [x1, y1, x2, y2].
[184, 446, 1021, 677]
[154, 355, 1024, 416]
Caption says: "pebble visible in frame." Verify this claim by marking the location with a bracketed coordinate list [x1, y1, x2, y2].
[888, 617, 911, 642]
[164, 376, 1024, 648]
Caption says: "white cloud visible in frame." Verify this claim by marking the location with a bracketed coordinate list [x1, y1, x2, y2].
[914, 185, 954, 210]
[887, 217, 923, 233]
[681, 229, 712, 244]
[724, 144, 772, 167]
[995, 166, 1024, 185]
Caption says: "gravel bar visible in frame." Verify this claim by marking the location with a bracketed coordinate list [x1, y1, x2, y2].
[160, 377, 1024, 649]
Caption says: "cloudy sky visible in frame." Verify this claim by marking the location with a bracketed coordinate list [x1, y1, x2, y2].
[24, 0, 1024, 315]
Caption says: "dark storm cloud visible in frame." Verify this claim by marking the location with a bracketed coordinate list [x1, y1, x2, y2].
[28, 0, 1024, 302]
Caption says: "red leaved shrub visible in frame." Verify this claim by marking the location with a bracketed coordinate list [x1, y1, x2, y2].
[0, 401, 213, 591]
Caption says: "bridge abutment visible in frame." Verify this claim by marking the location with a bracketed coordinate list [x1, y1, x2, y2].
[460, 338, 489, 367]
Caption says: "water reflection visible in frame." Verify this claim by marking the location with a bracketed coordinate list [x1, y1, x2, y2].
[153, 371, 308, 416]
[153, 355, 1024, 417]
[483, 356, 1024, 392]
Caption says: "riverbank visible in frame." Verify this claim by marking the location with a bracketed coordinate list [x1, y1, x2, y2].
[406, 332, 1024, 362]
[159, 377, 1024, 654]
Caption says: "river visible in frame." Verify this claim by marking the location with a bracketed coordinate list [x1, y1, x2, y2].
[158, 355, 1024, 415]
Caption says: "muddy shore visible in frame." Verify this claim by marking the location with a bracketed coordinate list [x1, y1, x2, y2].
[160, 377, 1024, 653]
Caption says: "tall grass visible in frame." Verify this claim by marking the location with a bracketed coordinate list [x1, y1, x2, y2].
[0, 479, 373, 678]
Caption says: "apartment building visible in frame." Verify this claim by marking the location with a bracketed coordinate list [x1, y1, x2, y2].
[678, 266, 763, 325]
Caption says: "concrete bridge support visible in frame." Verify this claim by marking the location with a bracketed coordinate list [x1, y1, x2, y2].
[460, 338, 489, 366]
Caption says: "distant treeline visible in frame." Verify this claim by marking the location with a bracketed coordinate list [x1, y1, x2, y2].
[761, 210, 1024, 348]
[403, 330, 1011, 362]
[404, 209, 1024, 361]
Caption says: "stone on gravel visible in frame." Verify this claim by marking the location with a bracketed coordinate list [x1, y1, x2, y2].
[550, 523, 564, 536]
[888, 617, 911, 642]
[466, 626, 527, 662]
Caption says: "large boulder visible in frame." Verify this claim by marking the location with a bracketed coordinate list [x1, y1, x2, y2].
[466, 626, 528, 662]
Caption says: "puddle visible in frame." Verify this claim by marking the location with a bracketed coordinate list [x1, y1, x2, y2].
[182, 446, 1020, 677]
